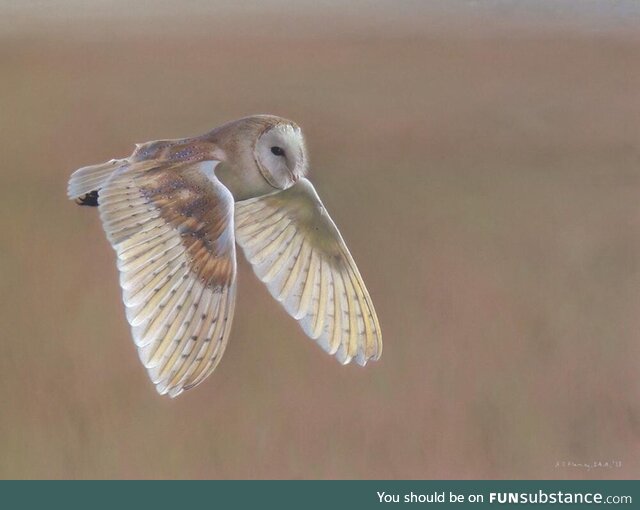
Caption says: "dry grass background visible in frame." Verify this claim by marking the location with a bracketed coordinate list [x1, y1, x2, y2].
[1, 1, 639, 479]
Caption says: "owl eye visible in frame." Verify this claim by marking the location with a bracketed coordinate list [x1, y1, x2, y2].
[270, 146, 285, 157]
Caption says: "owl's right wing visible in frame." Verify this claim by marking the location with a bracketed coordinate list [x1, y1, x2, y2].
[234, 178, 381, 365]
[69, 156, 237, 398]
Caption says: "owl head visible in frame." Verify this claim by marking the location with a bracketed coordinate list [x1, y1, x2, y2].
[211, 115, 309, 200]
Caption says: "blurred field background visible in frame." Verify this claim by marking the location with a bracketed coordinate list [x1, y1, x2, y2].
[1, 0, 639, 479]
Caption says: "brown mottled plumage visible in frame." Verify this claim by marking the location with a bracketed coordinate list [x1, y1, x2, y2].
[138, 167, 236, 288]
[67, 115, 381, 397]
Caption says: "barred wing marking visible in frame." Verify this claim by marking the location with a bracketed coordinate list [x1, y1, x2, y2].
[235, 178, 381, 365]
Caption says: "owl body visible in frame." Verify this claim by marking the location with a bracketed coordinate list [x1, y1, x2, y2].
[68, 115, 381, 397]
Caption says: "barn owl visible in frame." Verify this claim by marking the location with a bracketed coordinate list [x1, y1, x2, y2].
[67, 115, 381, 397]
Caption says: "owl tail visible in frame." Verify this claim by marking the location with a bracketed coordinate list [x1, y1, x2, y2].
[67, 158, 127, 205]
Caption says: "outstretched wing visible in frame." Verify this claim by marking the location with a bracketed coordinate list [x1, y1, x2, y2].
[234, 178, 381, 365]
[70, 158, 237, 397]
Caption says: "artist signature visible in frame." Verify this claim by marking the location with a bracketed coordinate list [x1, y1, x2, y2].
[554, 460, 623, 471]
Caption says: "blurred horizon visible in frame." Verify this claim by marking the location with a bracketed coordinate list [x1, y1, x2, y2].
[3, 0, 640, 40]
[1, 0, 639, 479]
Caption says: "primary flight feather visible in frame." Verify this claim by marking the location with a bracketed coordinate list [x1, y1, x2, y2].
[67, 114, 381, 397]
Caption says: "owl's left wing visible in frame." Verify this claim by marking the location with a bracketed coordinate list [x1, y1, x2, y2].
[234, 178, 381, 365]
